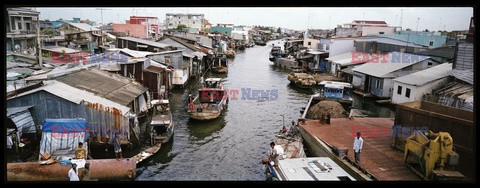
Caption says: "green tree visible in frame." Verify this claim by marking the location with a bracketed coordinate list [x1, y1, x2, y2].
[277, 27, 281, 33]
[176, 24, 187, 31]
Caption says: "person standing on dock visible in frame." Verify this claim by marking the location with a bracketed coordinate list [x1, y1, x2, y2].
[68, 163, 80, 181]
[109, 133, 123, 160]
[353, 132, 363, 165]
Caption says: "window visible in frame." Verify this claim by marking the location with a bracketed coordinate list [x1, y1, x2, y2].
[429, 41, 434, 46]
[10, 17, 15, 30]
[375, 80, 380, 88]
[379, 32, 385, 34]
[308, 41, 311, 45]
[397, 85, 402, 95]
[164, 56, 171, 64]
[193, 21, 195, 24]
[17, 22, 22, 30]
[405, 88, 411, 98]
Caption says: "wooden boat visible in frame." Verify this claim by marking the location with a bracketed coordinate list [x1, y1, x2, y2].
[133, 143, 161, 164]
[287, 72, 316, 89]
[269, 46, 283, 61]
[148, 99, 174, 146]
[263, 118, 307, 180]
[187, 78, 229, 121]
[212, 53, 228, 73]
[313, 81, 354, 108]
[213, 66, 228, 73]
[226, 49, 236, 58]
[255, 40, 267, 46]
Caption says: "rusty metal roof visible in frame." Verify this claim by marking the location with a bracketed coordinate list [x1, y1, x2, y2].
[300, 118, 422, 181]
[54, 68, 147, 106]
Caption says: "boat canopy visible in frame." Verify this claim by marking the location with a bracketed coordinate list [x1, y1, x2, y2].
[318, 81, 352, 89]
[151, 99, 169, 106]
[205, 78, 222, 83]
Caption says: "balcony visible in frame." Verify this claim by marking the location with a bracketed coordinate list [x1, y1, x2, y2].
[6, 30, 37, 38]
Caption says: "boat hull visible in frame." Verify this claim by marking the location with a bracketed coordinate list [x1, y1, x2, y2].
[188, 111, 222, 120]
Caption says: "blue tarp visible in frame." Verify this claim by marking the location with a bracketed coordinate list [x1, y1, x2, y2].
[39, 119, 89, 160]
[42, 118, 88, 133]
[320, 61, 326, 69]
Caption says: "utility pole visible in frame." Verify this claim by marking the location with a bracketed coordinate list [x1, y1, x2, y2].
[96, 8, 110, 47]
[416, 17, 420, 32]
[400, 9, 403, 30]
[37, 16, 43, 67]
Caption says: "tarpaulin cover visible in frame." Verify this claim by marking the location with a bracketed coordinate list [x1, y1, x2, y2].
[42, 118, 88, 133]
[39, 119, 89, 160]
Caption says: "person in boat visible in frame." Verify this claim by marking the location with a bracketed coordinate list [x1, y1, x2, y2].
[189, 95, 194, 111]
[269, 142, 285, 167]
[109, 133, 123, 160]
[68, 163, 79, 181]
[74, 142, 86, 159]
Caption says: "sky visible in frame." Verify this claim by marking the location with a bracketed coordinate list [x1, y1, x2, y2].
[35, 7, 473, 31]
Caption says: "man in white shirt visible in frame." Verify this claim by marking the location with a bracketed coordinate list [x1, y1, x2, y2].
[269, 142, 284, 166]
[68, 163, 80, 181]
[353, 132, 363, 164]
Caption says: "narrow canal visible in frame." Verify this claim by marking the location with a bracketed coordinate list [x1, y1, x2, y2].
[134, 40, 394, 180]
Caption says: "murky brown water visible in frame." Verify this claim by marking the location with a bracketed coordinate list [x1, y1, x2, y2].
[134, 39, 394, 180]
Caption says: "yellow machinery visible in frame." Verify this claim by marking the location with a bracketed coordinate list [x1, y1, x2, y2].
[403, 130, 465, 181]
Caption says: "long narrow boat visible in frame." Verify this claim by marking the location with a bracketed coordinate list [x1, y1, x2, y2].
[148, 99, 174, 146]
[133, 143, 161, 164]
[187, 78, 229, 121]
[264, 118, 307, 180]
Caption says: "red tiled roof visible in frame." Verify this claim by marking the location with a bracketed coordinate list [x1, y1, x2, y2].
[354, 20, 387, 25]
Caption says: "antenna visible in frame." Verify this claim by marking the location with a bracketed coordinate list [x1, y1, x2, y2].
[400, 9, 403, 31]
[96, 8, 110, 26]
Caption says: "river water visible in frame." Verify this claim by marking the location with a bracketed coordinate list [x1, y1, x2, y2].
[134, 40, 394, 181]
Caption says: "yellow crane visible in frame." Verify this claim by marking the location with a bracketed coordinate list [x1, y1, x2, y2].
[403, 130, 465, 181]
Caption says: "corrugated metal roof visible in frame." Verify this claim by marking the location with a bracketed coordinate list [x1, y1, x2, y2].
[326, 52, 371, 66]
[355, 37, 427, 48]
[118, 37, 172, 49]
[107, 48, 153, 58]
[54, 68, 147, 106]
[8, 80, 131, 114]
[66, 22, 100, 32]
[307, 50, 328, 55]
[168, 36, 210, 54]
[352, 52, 429, 78]
[7, 105, 34, 116]
[455, 43, 473, 70]
[42, 46, 81, 54]
[449, 69, 473, 85]
[7, 61, 34, 69]
[393, 63, 452, 86]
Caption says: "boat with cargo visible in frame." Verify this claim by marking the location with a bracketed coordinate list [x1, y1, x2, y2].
[287, 72, 316, 89]
[187, 78, 229, 121]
